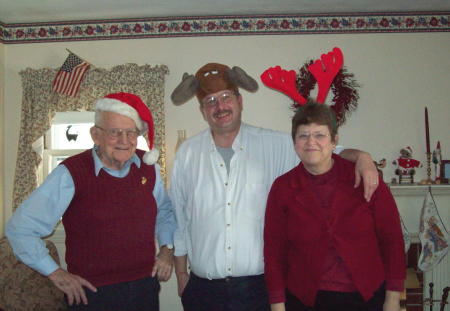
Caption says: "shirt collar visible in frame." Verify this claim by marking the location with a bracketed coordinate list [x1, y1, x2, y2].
[91, 147, 141, 176]
[207, 122, 246, 152]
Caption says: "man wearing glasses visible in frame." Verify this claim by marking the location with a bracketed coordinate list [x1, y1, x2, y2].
[169, 63, 380, 311]
[6, 92, 176, 311]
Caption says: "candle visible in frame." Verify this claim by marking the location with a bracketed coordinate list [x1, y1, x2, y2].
[437, 141, 442, 162]
[425, 107, 430, 154]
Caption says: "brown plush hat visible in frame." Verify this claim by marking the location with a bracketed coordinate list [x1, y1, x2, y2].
[171, 63, 258, 105]
[195, 63, 237, 101]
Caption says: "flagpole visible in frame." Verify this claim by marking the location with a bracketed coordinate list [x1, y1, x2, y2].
[65, 49, 91, 66]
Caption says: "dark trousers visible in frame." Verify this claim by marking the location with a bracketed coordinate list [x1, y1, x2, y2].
[286, 283, 386, 311]
[181, 272, 270, 311]
[68, 276, 160, 311]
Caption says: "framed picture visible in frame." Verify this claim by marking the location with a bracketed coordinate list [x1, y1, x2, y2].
[441, 160, 450, 183]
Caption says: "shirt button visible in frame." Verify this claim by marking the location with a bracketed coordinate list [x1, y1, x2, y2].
[227, 246, 231, 250]
[220, 164, 224, 167]
[227, 202, 231, 206]
[227, 224, 231, 227]
[225, 182, 228, 186]
[228, 268, 231, 271]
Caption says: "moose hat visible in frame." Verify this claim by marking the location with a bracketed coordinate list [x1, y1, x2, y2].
[171, 63, 259, 105]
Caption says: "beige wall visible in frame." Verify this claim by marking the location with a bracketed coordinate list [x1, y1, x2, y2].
[4, 34, 450, 219]
[2, 33, 450, 310]
[0, 42, 5, 237]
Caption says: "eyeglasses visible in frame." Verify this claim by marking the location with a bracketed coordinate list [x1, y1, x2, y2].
[95, 126, 140, 139]
[296, 132, 330, 142]
[202, 92, 236, 108]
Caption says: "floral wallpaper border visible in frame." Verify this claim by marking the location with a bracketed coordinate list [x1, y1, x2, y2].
[1, 12, 449, 44]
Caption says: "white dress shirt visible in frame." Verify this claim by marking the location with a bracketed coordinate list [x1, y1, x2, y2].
[170, 123, 302, 279]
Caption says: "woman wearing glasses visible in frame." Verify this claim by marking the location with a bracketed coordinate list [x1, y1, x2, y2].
[264, 102, 405, 311]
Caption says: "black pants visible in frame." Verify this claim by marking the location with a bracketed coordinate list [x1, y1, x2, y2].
[286, 283, 386, 311]
[181, 272, 270, 311]
[68, 276, 160, 311]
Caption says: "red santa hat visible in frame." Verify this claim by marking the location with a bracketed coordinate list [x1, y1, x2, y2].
[95, 92, 159, 165]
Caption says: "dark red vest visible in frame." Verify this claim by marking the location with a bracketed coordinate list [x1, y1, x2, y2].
[62, 149, 157, 287]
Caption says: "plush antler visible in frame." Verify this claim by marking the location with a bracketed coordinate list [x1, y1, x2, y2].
[171, 73, 199, 106]
[260, 66, 307, 106]
[228, 66, 259, 92]
[308, 47, 343, 104]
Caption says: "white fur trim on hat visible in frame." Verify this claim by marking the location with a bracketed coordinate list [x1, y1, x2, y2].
[143, 149, 160, 165]
[95, 98, 147, 133]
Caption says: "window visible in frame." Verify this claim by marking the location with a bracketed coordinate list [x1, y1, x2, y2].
[40, 111, 149, 182]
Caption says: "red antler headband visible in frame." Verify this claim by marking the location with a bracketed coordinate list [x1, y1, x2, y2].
[260, 47, 344, 106]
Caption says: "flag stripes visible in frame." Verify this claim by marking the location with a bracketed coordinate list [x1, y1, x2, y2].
[52, 53, 90, 97]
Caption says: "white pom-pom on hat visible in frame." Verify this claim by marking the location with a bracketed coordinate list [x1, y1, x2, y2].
[95, 92, 159, 165]
[143, 149, 160, 165]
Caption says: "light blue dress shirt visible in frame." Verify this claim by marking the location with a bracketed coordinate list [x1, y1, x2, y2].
[6, 149, 176, 276]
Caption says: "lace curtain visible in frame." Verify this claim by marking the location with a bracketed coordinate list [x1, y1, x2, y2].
[13, 64, 169, 210]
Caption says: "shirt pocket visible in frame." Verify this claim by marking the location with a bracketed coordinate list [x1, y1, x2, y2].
[242, 183, 268, 221]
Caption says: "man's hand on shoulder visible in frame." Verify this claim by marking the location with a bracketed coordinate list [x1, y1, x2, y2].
[152, 245, 174, 282]
[354, 151, 379, 202]
[48, 268, 97, 306]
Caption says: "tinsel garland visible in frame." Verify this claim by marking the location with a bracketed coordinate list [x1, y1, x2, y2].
[295, 60, 360, 127]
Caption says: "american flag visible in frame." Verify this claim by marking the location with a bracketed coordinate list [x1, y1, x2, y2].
[52, 52, 90, 97]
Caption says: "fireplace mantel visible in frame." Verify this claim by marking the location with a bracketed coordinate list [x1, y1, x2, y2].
[389, 184, 450, 196]
[389, 183, 450, 310]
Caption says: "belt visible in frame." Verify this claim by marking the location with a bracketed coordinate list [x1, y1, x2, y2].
[190, 272, 264, 283]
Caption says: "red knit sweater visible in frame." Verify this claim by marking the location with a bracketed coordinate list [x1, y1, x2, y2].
[62, 149, 157, 287]
[264, 154, 406, 306]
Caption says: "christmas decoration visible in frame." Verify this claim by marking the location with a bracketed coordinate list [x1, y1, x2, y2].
[393, 146, 422, 184]
[260, 47, 360, 126]
[418, 191, 449, 271]
[295, 58, 360, 126]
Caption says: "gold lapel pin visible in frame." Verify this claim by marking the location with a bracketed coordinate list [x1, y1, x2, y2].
[141, 177, 147, 185]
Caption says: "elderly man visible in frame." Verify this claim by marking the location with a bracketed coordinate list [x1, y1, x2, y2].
[6, 92, 176, 311]
[169, 63, 379, 311]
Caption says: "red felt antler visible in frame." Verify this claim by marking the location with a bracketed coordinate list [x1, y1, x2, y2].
[308, 47, 343, 104]
[260, 66, 307, 106]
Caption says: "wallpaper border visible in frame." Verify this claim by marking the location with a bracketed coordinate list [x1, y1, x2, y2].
[0, 12, 449, 44]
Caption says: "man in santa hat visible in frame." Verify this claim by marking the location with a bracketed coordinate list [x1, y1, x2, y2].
[169, 63, 380, 311]
[6, 92, 176, 310]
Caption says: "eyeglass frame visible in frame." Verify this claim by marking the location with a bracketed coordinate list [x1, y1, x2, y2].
[201, 90, 240, 108]
[295, 131, 331, 142]
[95, 125, 141, 139]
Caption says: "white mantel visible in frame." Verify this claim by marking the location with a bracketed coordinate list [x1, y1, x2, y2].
[389, 183, 450, 308]
[389, 184, 450, 238]
[389, 184, 450, 196]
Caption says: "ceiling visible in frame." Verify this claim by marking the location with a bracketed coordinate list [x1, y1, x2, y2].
[1, 0, 450, 24]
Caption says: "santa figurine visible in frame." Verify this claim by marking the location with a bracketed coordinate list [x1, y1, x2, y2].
[393, 146, 422, 184]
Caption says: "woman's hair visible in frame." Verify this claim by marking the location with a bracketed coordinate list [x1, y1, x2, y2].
[291, 100, 338, 142]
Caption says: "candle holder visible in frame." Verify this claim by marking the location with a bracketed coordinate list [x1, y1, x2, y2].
[175, 129, 186, 152]
[420, 152, 435, 185]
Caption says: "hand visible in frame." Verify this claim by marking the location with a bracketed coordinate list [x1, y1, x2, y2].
[383, 290, 401, 311]
[176, 271, 190, 297]
[383, 300, 401, 311]
[354, 152, 379, 202]
[271, 303, 286, 311]
[48, 268, 97, 306]
[383, 290, 400, 311]
[152, 246, 174, 282]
